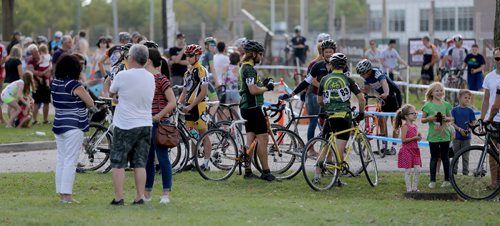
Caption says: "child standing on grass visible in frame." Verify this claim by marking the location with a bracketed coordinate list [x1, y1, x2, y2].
[451, 90, 476, 175]
[421, 82, 454, 189]
[395, 104, 422, 192]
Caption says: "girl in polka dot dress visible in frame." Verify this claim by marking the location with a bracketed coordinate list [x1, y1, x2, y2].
[395, 104, 422, 192]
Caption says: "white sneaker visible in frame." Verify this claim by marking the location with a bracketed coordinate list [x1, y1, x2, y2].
[428, 182, 436, 188]
[441, 181, 451, 188]
[144, 196, 152, 202]
[159, 195, 170, 204]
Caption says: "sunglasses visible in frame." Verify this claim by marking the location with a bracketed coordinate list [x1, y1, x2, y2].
[495, 57, 500, 61]
[186, 54, 195, 58]
[407, 112, 417, 116]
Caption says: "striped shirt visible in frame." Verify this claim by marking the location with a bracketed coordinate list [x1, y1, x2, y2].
[152, 73, 171, 116]
[51, 79, 89, 134]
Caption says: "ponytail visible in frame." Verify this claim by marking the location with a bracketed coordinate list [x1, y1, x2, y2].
[393, 104, 415, 131]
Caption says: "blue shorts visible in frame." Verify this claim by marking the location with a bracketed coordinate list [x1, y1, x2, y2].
[467, 73, 483, 91]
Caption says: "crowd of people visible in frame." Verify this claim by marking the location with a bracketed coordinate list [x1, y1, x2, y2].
[0, 28, 498, 204]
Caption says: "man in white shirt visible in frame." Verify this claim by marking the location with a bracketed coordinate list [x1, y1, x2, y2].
[213, 41, 230, 89]
[109, 44, 155, 205]
[364, 39, 382, 68]
[381, 39, 408, 81]
[480, 48, 500, 191]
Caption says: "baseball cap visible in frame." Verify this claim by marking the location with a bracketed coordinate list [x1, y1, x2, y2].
[54, 31, 63, 38]
[176, 32, 185, 39]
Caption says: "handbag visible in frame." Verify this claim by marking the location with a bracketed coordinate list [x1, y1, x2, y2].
[156, 123, 180, 148]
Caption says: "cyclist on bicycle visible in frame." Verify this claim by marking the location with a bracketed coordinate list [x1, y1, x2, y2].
[178, 44, 212, 171]
[356, 59, 402, 155]
[444, 35, 468, 70]
[316, 53, 365, 186]
[238, 40, 276, 181]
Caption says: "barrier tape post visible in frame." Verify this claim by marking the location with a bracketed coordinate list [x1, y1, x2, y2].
[405, 68, 410, 104]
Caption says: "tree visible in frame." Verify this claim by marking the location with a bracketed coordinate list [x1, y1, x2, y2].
[495, 0, 500, 48]
[2, 0, 15, 41]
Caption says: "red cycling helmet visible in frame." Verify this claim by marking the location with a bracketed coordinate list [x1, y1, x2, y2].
[185, 44, 203, 55]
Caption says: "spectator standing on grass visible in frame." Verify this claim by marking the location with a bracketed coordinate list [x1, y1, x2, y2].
[52, 35, 73, 65]
[291, 26, 307, 66]
[222, 52, 241, 104]
[0, 42, 8, 123]
[451, 90, 475, 175]
[463, 44, 485, 91]
[51, 54, 94, 203]
[6, 31, 22, 55]
[26, 44, 50, 125]
[381, 39, 408, 81]
[91, 36, 111, 80]
[214, 41, 230, 101]
[480, 48, 500, 190]
[144, 48, 176, 204]
[168, 33, 188, 86]
[48, 31, 63, 54]
[365, 39, 382, 68]
[394, 104, 422, 192]
[109, 44, 155, 205]
[3, 46, 23, 84]
[421, 82, 454, 189]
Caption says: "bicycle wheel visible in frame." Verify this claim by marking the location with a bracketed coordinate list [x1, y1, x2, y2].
[253, 128, 304, 180]
[301, 137, 340, 191]
[450, 145, 500, 200]
[194, 129, 239, 181]
[216, 120, 245, 147]
[171, 131, 189, 174]
[77, 123, 111, 172]
[356, 133, 378, 186]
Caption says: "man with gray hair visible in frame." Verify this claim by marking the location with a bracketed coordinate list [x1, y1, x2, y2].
[52, 35, 74, 65]
[109, 44, 155, 205]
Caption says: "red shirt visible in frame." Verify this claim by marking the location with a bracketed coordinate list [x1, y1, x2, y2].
[0, 44, 6, 79]
[152, 73, 171, 117]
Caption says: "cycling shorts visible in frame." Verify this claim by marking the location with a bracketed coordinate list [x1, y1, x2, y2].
[241, 107, 267, 135]
[185, 101, 208, 130]
[322, 112, 352, 141]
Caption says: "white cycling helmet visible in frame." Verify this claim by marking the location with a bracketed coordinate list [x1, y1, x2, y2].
[356, 59, 372, 75]
[317, 33, 331, 43]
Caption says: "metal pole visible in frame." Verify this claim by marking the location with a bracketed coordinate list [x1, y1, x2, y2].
[112, 0, 119, 43]
[406, 69, 410, 104]
[429, 0, 435, 40]
[271, 0, 275, 32]
[162, 0, 167, 48]
[76, 0, 81, 33]
[329, 0, 336, 38]
[284, 0, 289, 31]
[381, 0, 387, 39]
[150, 0, 154, 41]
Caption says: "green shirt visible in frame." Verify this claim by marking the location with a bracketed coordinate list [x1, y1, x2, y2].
[317, 70, 361, 114]
[422, 101, 453, 142]
[239, 61, 264, 109]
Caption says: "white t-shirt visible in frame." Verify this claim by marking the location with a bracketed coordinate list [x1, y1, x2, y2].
[40, 53, 52, 67]
[482, 70, 500, 122]
[382, 48, 400, 70]
[365, 49, 382, 68]
[110, 68, 155, 129]
[213, 53, 230, 83]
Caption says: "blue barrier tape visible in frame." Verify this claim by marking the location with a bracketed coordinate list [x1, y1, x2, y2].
[366, 135, 430, 147]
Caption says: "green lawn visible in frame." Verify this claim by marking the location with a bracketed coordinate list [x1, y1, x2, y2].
[0, 116, 55, 143]
[0, 171, 497, 225]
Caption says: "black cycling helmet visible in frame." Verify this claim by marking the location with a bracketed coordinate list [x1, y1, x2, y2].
[453, 34, 463, 42]
[204, 37, 217, 45]
[122, 43, 133, 53]
[320, 39, 337, 51]
[143, 40, 159, 49]
[328, 53, 347, 69]
[243, 40, 264, 53]
[356, 59, 372, 75]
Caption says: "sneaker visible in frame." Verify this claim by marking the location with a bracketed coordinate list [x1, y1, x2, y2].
[159, 195, 170, 204]
[200, 164, 210, 171]
[441, 181, 451, 188]
[182, 163, 195, 171]
[334, 179, 346, 187]
[389, 147, 397, 155]
[110, 199, 124, 206]
[144, 196, 152, 202]
[312, 177, 321, 184]
[132, 199, 144, 205]
[428, 182, 436, 189]
[260, 172, 276, 181]
[243, 172, 259, 179]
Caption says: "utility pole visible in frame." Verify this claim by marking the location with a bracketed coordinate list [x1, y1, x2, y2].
[76, 0, 81, 33]
[381, 0, 387, 39]
[300, 0, 308, 37]
[217, 0, 222, 28]
[329, 0, 336, 38]
[149, 0, 154, 41]
[112, 0, 119, 43]
[429, 0, 435, 40]
[271, 0, 276, 32]
[162, 0, 167, 48]
[284, 0, 289, 31]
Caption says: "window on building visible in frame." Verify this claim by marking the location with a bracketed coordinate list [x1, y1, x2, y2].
[370, 10, 382, 32]
[435, 7, 455, 31]
[458, 7, 473, 31]
[420, 9, 430, 32]
[389, 9, 405, 32]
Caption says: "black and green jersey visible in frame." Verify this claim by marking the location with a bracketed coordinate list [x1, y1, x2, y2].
[239, 61, 264, 109]
[318, 70, 361, 114]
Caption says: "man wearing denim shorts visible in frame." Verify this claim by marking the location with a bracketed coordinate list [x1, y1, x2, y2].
[109, 44, 155, 205]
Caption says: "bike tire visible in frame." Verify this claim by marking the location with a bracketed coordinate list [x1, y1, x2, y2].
[357, 133, 378, 186]
[194, 129, 239, 181]
[450, 145, 500, 200]
[77, 123, 111, 172]
[301, 137, 340, 191]
[171, 131, 190, 174]
[252, 128, 304, 180]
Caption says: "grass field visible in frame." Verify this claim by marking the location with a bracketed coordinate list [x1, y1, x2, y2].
[0, 171, 498, 225]
[0, 118, 55, 144]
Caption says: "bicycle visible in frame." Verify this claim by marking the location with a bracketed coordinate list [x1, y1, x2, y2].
[440, 67, 466, 104]
[273, 95, 321, 135]
[193, 101, 304, 181]
[361, 95, 390, 158]
[301, 107, 378, 191]
[450, 120, 500, 200]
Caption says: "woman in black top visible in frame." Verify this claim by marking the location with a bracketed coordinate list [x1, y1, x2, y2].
[4, 46, 23, 84]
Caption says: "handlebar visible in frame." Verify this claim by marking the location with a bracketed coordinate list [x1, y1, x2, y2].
[263, 100, 286, 124]
[364, 95, 385, 105]
[466, 120, 499, 136]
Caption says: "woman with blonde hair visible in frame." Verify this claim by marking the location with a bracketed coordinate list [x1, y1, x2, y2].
[1, 71, 35, 128]
[3, 46, 23, 84]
